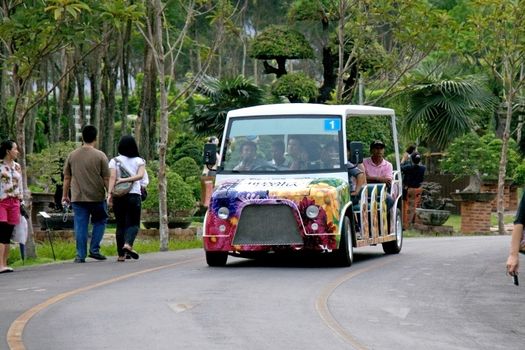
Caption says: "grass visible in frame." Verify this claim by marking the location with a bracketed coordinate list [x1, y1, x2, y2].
[7, 237, 203, 268]
[404, 212, 515, 238]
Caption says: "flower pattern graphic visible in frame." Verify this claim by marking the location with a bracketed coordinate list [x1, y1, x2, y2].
[204, 178, 349, 252]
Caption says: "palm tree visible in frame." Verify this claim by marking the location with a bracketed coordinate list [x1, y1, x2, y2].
[401, 63, 496, 151]
[188, 75, 264, 137]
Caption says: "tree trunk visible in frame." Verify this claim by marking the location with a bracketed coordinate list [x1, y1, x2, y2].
[25, 106, 36, 155]
[101, 40, 120, 157]
[150, 0, 169, 251]
[120, 17, 132, 136]
[88, 44, 104, 133]
[64, 62, 76, 142]
[497, 99, 514, 234]
[50, 63, 60, 143]
[138, 36, 157, 162]
[0, 44, 10, 140]
[335, 2, 346, 103]
[75, 47, 86, 130]
[495, 102, 507, 139]
[12, 72, 37, 259]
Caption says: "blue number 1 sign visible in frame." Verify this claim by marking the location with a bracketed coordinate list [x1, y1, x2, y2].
[324, 118, 341, 132]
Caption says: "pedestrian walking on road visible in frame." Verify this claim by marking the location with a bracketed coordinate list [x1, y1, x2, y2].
[62, 125, 110, 263]
[107, 135, 146, 262]
[0, 140, 23, 273]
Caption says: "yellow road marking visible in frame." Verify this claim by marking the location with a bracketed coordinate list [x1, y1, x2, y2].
[315, 259, 390, 350]
[7, 257, 201, 350]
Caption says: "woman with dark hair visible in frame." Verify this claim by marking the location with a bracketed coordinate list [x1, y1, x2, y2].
[107, 135, 146, 262]
[0, 140, 23, 273]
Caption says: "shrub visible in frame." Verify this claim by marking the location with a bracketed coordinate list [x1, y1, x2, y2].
[441, 132, 520, 181]
[271, 72, 318, 102]
[420, 182, 450, 210]
[167, 133, 204, 166]
[173, 156, 201, 180]
[142, 169, 196, 212]
[26, 142, 77, 192]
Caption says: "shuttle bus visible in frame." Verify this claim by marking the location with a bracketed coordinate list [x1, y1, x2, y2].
[202, 104, 403, 266]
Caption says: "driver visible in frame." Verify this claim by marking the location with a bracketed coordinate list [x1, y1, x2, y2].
[233, 141, 266, 171]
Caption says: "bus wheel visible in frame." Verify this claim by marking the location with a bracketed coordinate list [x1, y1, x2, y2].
[206, 251, 228, 266]
[334, 216, 353, 267]
[382, 209, 403, 254]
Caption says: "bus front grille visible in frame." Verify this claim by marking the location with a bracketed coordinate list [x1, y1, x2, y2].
[232, 204, 303, 245]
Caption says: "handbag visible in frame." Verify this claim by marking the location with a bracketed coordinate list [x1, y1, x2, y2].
[140, 186, 148, 201]
[111, 158, 133, 197]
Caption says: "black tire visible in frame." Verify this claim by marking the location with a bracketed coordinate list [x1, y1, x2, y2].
[382, 209, 403, 254]
[206, 251, 228, 266]
[333, 216, 353, 267]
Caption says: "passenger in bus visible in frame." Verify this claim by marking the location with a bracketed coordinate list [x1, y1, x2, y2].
[363, 140, 394, 209]
[287, 136, 307, 170]
[363, 140, 393, 187]
[320, 141, 339, 169]
[270, 139, 287, 168]
[346, 142, 366, 205]
[304, 141, 322, 169]
[233, 141, 265, 171]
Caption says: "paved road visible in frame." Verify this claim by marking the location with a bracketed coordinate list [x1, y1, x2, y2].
[0, 236, 523, 350]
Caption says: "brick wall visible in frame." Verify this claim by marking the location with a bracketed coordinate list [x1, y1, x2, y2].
[480, 182, 518, 211]
[459, 201, 492, 234]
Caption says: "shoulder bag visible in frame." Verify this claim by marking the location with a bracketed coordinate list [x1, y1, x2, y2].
[111, 158, 133, 197]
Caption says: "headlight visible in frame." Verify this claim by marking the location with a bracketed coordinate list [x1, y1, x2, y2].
[218, 207, 230, 220]
[306, 205, 319, 219]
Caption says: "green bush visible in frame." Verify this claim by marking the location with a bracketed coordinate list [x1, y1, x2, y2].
[26, 141, 77, 192]
[441, 133, 520, 180]
[513, 162, 525, 185]
[142, 168, 196, 212]
[173, 156, 201, 180]
[167, 133, 204, 166]
[271, 72, 318, 102]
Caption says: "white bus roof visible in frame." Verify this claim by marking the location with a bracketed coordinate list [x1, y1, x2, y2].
[227, 103, 395, 118]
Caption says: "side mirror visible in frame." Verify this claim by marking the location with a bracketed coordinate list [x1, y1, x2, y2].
[349, 141, 363, 164]
[203, 143, 217, 166]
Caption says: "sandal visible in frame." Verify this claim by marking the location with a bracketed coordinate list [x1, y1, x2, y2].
[122, 245, 139, 260]
[117, 256, 126, 262]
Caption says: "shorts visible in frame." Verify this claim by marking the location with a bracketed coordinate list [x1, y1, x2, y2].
[0, 197, 21, 226]
[0, 222, 15, 244]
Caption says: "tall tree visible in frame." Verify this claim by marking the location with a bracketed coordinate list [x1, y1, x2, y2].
[188, 75, 264, 136]
[249, 24, 314, 79]
[140, 0, 235, 250]
[288, 0, 456, 104]
[401, 62, 496, 151]
[0, 0, 93, 258]
[466, 0, 525, 234]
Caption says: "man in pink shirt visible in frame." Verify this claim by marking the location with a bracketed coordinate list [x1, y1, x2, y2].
[363, 140, 393, 187]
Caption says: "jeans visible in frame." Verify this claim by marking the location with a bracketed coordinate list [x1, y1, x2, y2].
[72, 202, 108, 259]
[113, 194, 141, 257]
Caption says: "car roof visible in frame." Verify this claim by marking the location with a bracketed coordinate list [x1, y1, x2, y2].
[226, 103, 395, 118]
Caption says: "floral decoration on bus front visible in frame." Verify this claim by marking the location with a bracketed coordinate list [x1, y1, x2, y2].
[204, 178, 349, 252]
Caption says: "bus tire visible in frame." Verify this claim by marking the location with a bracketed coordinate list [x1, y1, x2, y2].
[382, 208, 403, 254]
[334, 216, 353, 267]
[206, 251, 228, 266]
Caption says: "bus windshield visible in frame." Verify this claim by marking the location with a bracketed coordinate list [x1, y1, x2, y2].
[221, 115, 344, 173]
